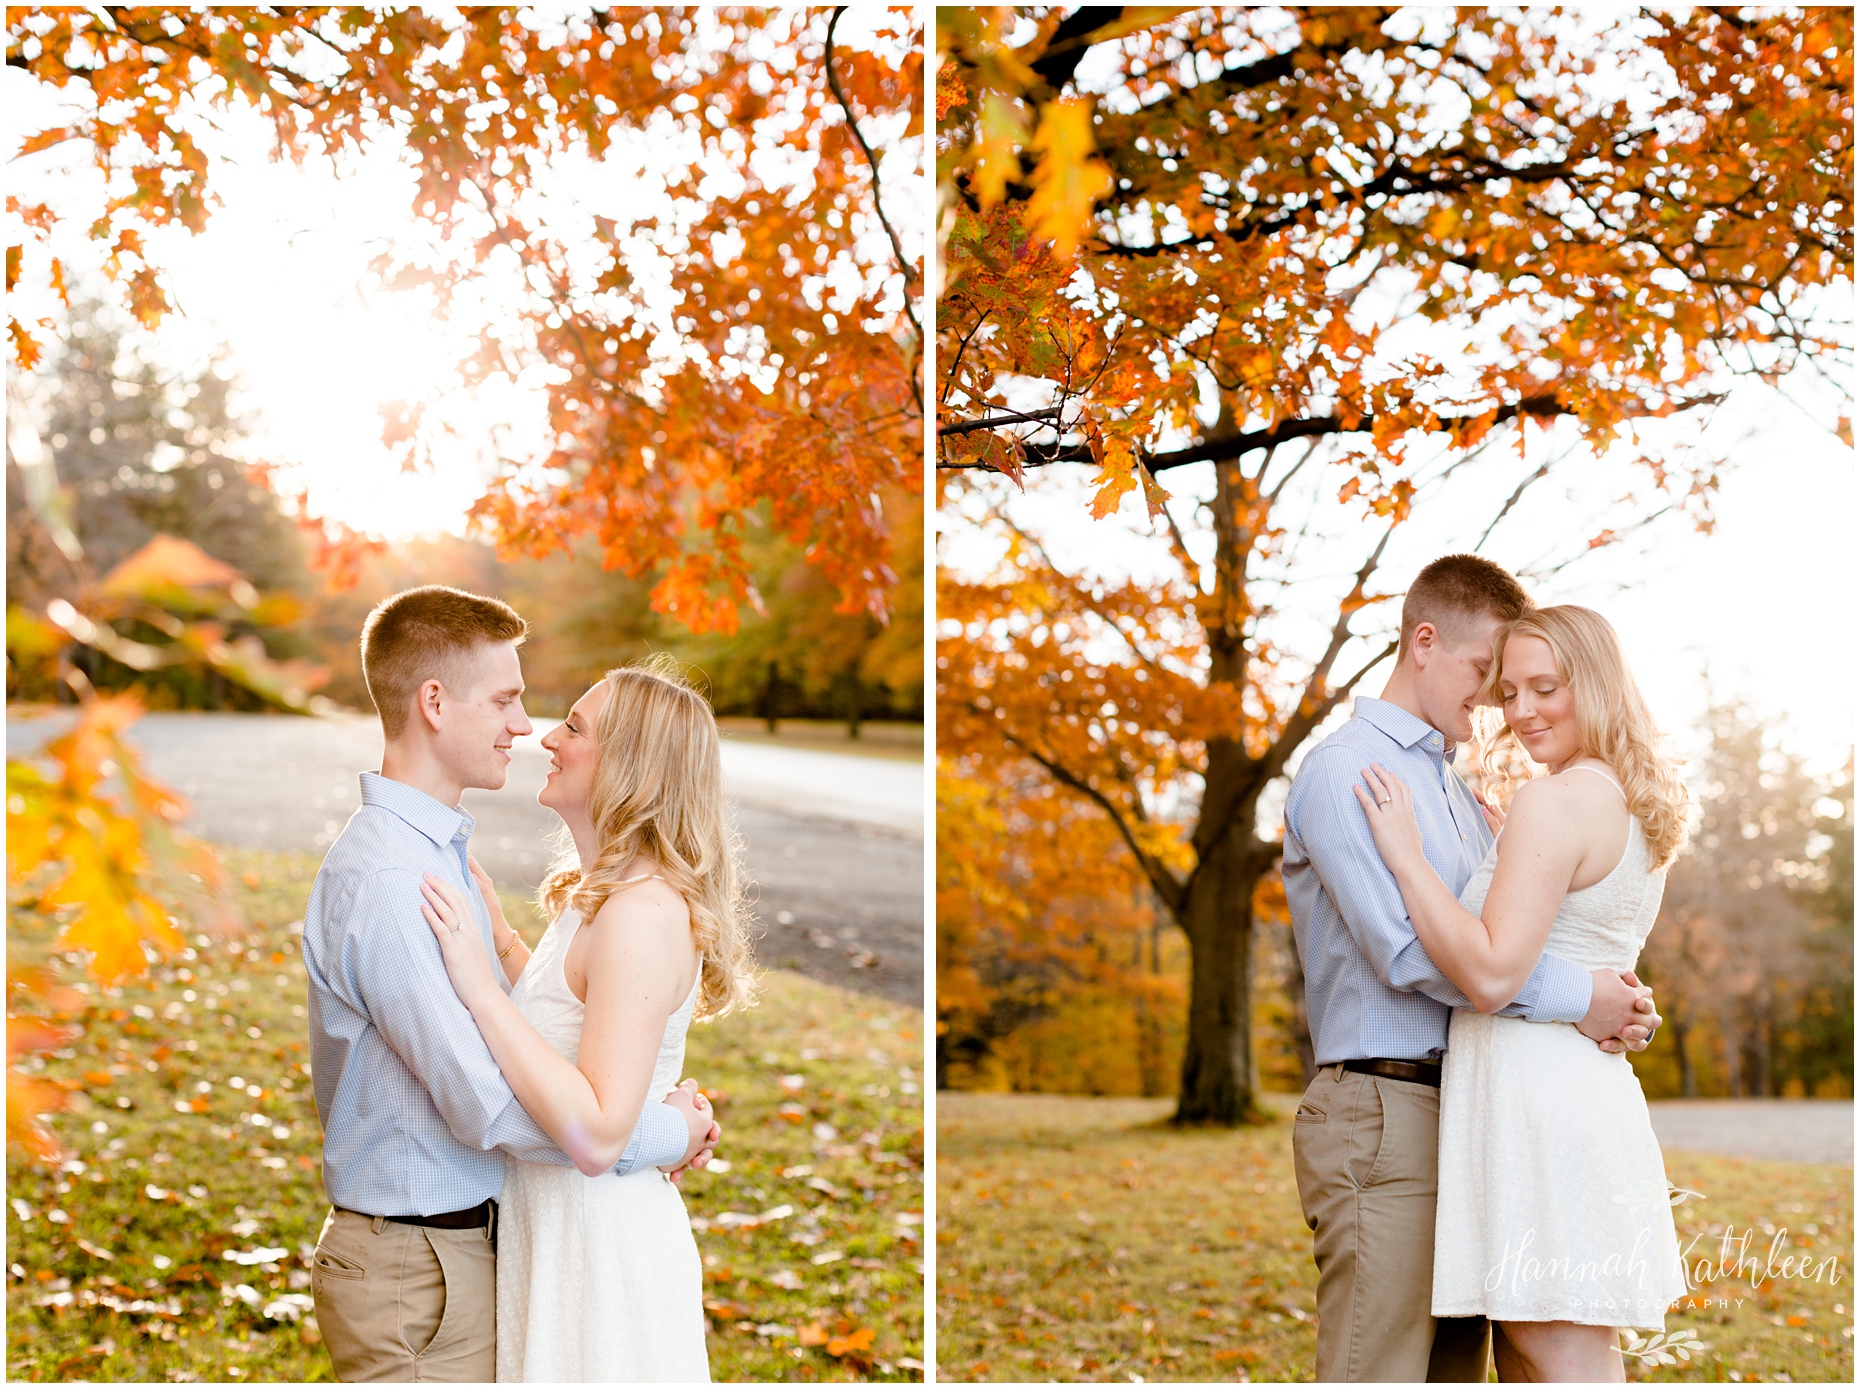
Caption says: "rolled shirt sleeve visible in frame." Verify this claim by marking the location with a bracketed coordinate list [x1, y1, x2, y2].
[347, 870, 687, 1175]
[1291, 749, 1594, 1024]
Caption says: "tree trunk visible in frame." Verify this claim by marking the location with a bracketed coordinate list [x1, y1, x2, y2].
[1672, 1013, 1696, 1098]
[1173, 431, 1275, 1126]
[1173, 821, 1272, 1125]
[761, 660, 780, 734]
[1753, 1000, 1773, 1098]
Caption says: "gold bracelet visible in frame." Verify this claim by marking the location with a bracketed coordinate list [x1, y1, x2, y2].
[496, 931, 521, 961]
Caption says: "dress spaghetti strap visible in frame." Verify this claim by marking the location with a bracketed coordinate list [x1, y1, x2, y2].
[1561, 764, 1627, 802]
[610, 871, 665, 889]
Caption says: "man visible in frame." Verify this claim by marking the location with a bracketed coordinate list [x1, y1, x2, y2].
[1282, 554, 1661, 1383]
[302, 586, 719, 1381]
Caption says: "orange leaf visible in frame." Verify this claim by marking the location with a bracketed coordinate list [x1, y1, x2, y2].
[827, 1326, 876, 1356]
[1026, 99, 1111, 258]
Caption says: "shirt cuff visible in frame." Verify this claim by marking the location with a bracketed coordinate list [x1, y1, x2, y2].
[612, 1099, 690, 1175]
[1533, 955, 1594, 1025]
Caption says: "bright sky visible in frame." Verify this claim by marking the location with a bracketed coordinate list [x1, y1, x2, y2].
[5, 11, 922, 542]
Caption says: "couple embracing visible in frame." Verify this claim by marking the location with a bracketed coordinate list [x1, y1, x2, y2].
[1285, 553, 1691, 1382]
[302, 585, 754, 1382]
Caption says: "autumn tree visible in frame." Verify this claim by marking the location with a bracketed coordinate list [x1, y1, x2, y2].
[937, 757, 1187, 1095]
[935, 8, 1852, 1123]
[7, 6, 922, 632]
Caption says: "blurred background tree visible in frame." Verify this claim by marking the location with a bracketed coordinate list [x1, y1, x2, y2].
[1633, 706, 1854, 1100]
[285, 510, 924, 729]
[7, 305, 320, 711]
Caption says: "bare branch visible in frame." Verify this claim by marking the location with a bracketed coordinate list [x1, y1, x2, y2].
[826, 6, 922, 411]
[1266, 523, 1399, 779]
[1473, 457, 1554, 550]
[1005, 729, 1189, 917]
[1262, 438, 1321, 503]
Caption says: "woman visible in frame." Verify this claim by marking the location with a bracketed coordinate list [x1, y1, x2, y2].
[1352, 606, 1689, 1382]
[419, 657, 756, 1382]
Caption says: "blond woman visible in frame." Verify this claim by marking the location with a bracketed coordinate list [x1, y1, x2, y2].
[420, 657, 756, 1382]
[1355, 605, 1690, 1382]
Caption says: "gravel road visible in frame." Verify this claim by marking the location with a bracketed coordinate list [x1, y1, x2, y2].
[7, 709, 924, 1008]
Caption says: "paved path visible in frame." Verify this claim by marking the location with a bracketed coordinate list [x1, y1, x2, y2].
[1646, 1099, 1853, 1166]
[7, 710, 924, 1007]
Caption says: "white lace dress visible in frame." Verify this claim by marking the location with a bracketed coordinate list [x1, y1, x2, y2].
[495, 909, 708, 1382]
[1434, 778, 1688, 1330]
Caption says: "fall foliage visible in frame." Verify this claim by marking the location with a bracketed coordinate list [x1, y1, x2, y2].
[7, 6, 924, 631]
[7, 693, 239, 1159]
[935, 8, 1852, 1122]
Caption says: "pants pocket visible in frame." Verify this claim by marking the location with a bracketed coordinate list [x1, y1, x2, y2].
[312, 1246, 366, 1282]
[1349, 1078, 1391, 1190]
[413, 1227, 496, 1378]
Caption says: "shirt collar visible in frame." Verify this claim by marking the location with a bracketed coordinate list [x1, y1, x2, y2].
[1354, 697, 1452, 761]
[359, 771, 474, 849]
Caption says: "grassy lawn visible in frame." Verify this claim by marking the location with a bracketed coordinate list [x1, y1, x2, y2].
[935, 1092, 1852, 1384]
[7, 847, 924, 1382]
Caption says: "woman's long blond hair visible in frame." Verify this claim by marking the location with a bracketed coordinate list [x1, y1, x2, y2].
[539, 655, 757, 1019]
[1476, 605, 1690, 870]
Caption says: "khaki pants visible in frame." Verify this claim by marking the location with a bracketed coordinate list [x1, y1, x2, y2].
[1291, 1065, 1489, 1383]
[311, 1207, 496, 1383]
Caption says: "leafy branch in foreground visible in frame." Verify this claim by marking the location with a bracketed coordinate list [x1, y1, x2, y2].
[6, 693, 240, 1162]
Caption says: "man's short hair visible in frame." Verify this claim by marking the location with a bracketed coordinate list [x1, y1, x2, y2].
[1398, 554, 1532, 660]
[360, 586, 527, 738]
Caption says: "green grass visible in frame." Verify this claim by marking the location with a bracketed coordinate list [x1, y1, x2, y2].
[935, 1093, 1852, 1383]
[6, 847, 924, 1382]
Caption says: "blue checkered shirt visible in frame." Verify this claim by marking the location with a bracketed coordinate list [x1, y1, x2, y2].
[302, 772, 689, 1216]
[1283, 698, 1594, 1064]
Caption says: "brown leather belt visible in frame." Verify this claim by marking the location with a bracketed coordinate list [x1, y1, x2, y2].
[340, 1199, 494, 1231]
[1341, 1057, 1442, 1088]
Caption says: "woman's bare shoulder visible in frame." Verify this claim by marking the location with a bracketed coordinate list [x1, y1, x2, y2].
[1504, 773, 1610, 832]
[585, 877, 692, 953]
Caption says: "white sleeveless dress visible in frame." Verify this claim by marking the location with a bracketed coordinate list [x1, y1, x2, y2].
[495, 907, 709, 1382]
[1434, 770, 1688, 1329]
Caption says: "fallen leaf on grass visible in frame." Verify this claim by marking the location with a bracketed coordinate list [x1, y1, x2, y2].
[799, 1322, 829, 1347]
[828, 1326, 876, 1357]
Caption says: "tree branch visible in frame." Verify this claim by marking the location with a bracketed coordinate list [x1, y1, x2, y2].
[826, 6, 922, 411]
[939, 393, 1571, 472]
[1264, 525, 1398, 783]
[937, 407, 1065, 437]
[999, 725, 1188, 917]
